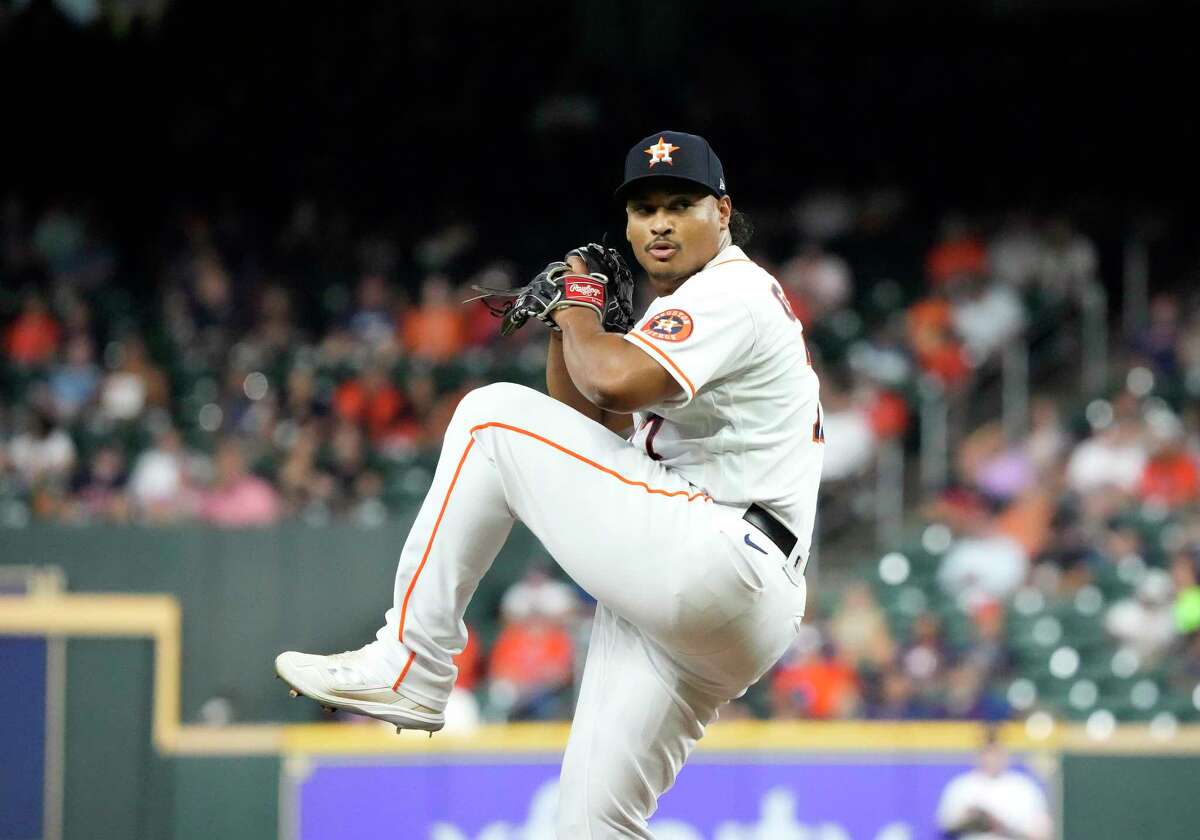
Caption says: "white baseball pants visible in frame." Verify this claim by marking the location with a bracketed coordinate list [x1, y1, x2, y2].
[372, 383, 807, 838]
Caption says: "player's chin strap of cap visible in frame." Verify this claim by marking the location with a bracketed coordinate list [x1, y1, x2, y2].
[742, 503, 806, 583]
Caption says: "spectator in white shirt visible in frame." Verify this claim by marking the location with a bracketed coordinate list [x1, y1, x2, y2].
[951, 276, 1026, 361]
[939, 531, 1029, 612]
[1066, 420, 1146, 496]
[937, 728, 1052, 839]
[8, 409, 75, 485]
[1105, 568, 1176, 664]
[988, 214, 1044, 289]
[1038, 217, 1098, 303]
[932, 491, 1029, 610]
[128, 426, 194, 522]
[818, 383, 877, 481]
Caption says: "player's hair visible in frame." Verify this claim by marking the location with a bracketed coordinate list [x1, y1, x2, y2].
[730, 209, 754, 248]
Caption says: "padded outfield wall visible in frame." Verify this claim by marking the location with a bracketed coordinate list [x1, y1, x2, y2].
[1, 527, 1199, 839]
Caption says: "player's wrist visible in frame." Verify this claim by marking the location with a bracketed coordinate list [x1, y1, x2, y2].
[561, 273, 606, 310]
[552, 303, 603, 330]
[548, 272, 606, 326]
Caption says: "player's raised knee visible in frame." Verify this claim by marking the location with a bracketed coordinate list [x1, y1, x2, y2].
[452, 381, 540, 422]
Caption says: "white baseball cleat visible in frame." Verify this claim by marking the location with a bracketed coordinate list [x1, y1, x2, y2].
[275, 642, 444, 733]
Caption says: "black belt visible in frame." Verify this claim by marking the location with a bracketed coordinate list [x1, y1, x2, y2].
[742, 503, 797, 557]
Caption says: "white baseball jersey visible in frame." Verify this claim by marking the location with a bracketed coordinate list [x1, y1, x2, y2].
[319, 245, 820, 838]
[623, 245, 824, 565]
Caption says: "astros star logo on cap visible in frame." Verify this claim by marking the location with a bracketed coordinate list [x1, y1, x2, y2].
[644, 136, 680, 167]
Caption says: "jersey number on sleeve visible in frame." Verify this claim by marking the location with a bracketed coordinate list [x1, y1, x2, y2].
[771, 282, 797, 322]
[773, 282, 813, 364]
[773, 281, 823, 441]
[643, 414, 665, 461]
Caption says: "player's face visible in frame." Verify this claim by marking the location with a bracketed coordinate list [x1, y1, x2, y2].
[979, 744, 1008, 776]
[625, 189, 732, 290]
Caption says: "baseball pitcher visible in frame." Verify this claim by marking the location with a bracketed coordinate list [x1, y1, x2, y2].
[277, 130, 824, 837]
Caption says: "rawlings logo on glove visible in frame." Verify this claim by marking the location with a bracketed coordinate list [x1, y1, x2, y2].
[566, 243, 634, 334]
[551, 273, 608, 323]
[566, 278, 605, 301]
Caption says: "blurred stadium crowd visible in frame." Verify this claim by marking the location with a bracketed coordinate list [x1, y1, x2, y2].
[3, 191, 1199, 729]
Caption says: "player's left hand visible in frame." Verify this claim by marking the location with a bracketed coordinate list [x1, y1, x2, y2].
[565, 243, 635, 334]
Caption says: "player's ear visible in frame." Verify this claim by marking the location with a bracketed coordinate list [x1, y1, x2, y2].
[717, 195, 733, 230]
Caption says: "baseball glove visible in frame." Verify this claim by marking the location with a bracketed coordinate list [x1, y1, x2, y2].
[565, 243, 635, 334]
[470, 243, 635, 337]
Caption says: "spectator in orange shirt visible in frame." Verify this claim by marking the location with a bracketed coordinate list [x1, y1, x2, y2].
[441, 626, 486, 732]
[1138, 415, 1199, 508]
[926, 216, 987, 289]
[403, 274, 466, 362]
[333, 365, 406, 442]
[867, 389, 909, 440]
[453, 629, 483, 692]
[5, 291, 60, 367]
[907, 293, 971, 387]
[771, 635, 860, 719]
[487, 568, 579, 721]
[487, 621, 574, 721]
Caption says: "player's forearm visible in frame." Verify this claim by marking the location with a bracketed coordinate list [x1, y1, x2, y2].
[556, 307, 649, 412]
[549, 326, 635, 435]
[546, 331, 605, 423]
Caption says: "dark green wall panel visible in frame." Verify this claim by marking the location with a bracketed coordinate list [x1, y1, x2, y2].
[1062, 753, 1200, 839]
[54, 640, 278, 840]
[63, 639, 169, 840]
[171, 757, 279, 840]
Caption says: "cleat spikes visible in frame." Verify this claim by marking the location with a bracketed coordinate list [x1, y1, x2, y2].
[289, 689, 300, 698]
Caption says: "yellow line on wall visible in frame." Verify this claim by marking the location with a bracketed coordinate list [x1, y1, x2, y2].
[0, 594, 282, 754]
[278, 719, 1029, 755]
[0, 594, 183, 751]
[2, 594, 1199, 758]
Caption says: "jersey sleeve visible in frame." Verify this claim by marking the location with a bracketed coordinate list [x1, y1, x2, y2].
[622, 281, 756, 407]
[1007, 775, 1052, 836]
[934, 775, 974, 830]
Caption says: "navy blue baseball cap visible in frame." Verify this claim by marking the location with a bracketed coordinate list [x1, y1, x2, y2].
[614, 131, 727, 203]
